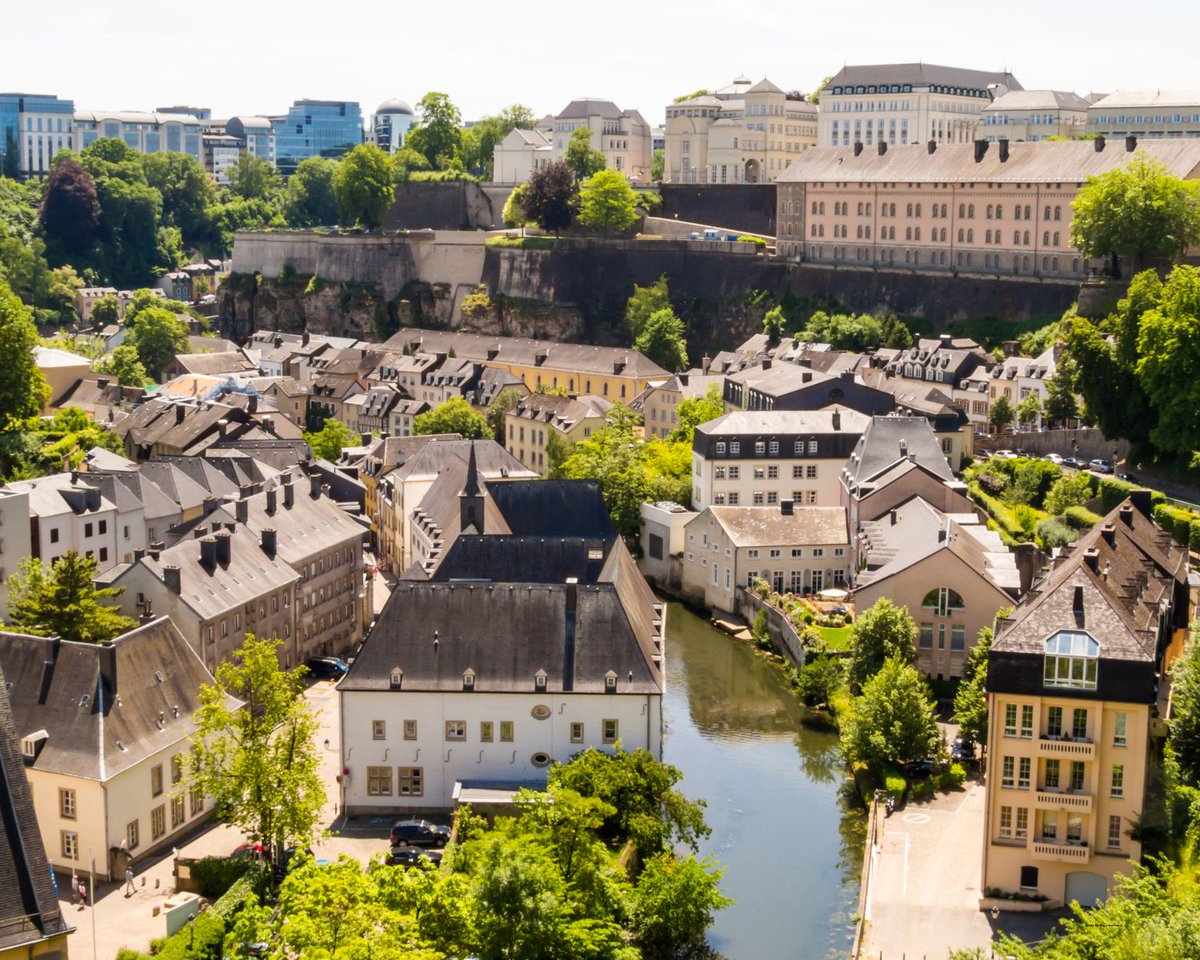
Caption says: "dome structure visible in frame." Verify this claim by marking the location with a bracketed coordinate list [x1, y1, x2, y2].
[376, 98, 414, 116]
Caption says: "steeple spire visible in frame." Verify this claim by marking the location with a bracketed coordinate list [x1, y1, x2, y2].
[459, 442, 484, 534]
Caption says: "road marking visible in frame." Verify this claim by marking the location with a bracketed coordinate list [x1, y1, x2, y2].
[903, 831, 910, 897]
[902, 813, 931, 824]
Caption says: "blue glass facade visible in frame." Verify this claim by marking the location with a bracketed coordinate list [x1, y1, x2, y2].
[0, 93, 74, 176]
[273, 100, 363, 173]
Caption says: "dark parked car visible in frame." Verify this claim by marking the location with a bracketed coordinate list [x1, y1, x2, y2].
[388, 846, 444, 868]
[390, 819, 451, 847]
[304, 657, 349, 680]
[951, 737, 977, 763]
[1062, 456, 1082, 469]
[904, 760, 935, 780]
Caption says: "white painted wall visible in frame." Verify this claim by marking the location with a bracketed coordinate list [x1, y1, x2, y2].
[0, 489, 31, 619]
[692, 452, 846, 510]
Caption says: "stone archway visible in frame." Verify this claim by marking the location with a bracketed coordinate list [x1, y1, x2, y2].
[744, 159, 760, 183]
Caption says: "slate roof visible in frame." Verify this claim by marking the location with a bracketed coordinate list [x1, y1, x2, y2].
[51, 377, 144, 411]
[510, 393, 612, 432]
[0, 668, 71, 949]
[827, 63, 1022, 93]
[236, 472, 365, 565]
[168, 352, 256, 377]
[0, 618, 236, 781]
[697, 408, 870, 439]
[700, 506, 849, 547]
[488, 480, 616, 539]
[983, 90, 1091, 113]
[556, 98, 623, 120]
[842, 416, 954, 486]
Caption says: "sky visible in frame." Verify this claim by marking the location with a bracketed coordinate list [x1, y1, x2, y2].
[8, 0, 1198, 124]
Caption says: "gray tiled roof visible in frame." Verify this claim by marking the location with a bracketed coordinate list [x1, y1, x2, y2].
[843, 416, 954, 485]
[983, 90, 1091, 113]
[700, 506, 848, 547]
[827, 63, 1022, 93]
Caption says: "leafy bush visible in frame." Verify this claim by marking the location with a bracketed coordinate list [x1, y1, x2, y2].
[736, 235, 767, 249]
[751, 608, 771, 650]
[189, 856, 253, 899]
[1064, 505, 1103, 529]
[1153, 502, 1200, 549]
[882, 766, 907, 802]
[460, 284, 492, 320]
[1043, 471, 1093, 514]
[484, 235, 557, 249]
[304, 274, 323, 295]
[910, 778, 935, 801]
[1012, 504, 1044, 533]
[1010, 459, 1062, 506]
[1035, 517, 1078, 550]
[938, 763, 968, 790]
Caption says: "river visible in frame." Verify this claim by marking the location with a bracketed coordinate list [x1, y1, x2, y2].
[662, 602, 864, 960]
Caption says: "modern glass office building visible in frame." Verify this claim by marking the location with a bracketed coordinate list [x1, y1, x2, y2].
[272, 100, 363, 174]
[0, 92, 75, 176]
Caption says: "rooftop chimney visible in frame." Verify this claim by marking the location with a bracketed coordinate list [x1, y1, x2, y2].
[266, 487, 277, 515]
[147, 542, 163, 561]
[877, 140, 887, 156]
[889, 508, 897, 526]
[163, 565, 182, 594]
[98, 642, 117, 698]
[215, 529, 231, 566]
[1125, 135, 1137, 152]
[1101, 522, 1117, 547]
[193, 524, 209, 540]
[701, 354, 712, 374]
[762, 358, 772, 370]
[780, 499, 794, 516]
[133, 548, 146, 563]
[899, 438, 908, 457]
[927, 140, 937, 154]
[832, 409, 841, 430]
[998, 139, 1010, 162]
[283, 480, 295, 509]
[309, 473, 322, 498]
[302, 331, 311, 346]
[973, 140, 988, 163]
[96, 377, 110, 389]
[200, 536, 218, 572]
[261, 528, 277, 558]
[235, 498, 248, 524]
[853, 141, 863, 156]
[175, 404, 186, 424]
[1094, 135, 1106, 152]
[247, 394, 258, 414]
[1083, 546, 1100, 573]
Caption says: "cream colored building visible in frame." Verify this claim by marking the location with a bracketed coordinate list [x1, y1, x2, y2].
[492, 128, 553, 183]
[681, 503, 850, 612]
[982, 498, 1190, 908]
[0, 489, 31, 620]
[818, 63, 1022, 148]
[542, 98, 652, 180]
[775, 138, 1200, 277]
[641, 372, 725, 439]
[854, 496, 1019, 679]
[664, 78, 817, 184]
[692, 409, 869, 511]
[504, 393, 611, 476]
[980, 90, 1090, 142]
[990, 345, 1060, 430]
[1087, 91, 1200, 140]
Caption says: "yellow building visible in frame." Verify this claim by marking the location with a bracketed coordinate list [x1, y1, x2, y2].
[982, 496, 1190, 907]
[505, 393, 612, 476]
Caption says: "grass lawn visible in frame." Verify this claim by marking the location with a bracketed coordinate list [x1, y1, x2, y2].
[817, 624, 854, 650]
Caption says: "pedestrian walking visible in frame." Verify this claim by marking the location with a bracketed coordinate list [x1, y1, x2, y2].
[125, 866, 135, 897]
[77, 880, 87, 908]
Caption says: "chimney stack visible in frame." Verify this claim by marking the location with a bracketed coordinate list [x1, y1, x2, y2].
[215, 530, 231, 566]
[200, 537, 218, 571]
[1094, 135, 1106, 152]
[235, 498, 248, 524]
[1101, 522, 1117, 547]
[1083, 546, 1100, 573]
[701, 354, 712, 374]
[266, 487, 277, 515]
[248, 394, 258, 414]
[853, 141, 863, 156]
[148, 541, 163, 561]
[890, 508, 897, 526]
[163, 565, 182, 594]
[283, 480, 295, 509]
[98, 642, 117, 698]
[973, 140, 988, 163]
[1119, 502, 1135, 527]
[302, 331, 311, 346]
[877, 140, 887, 156]
[310, 473, 322, 498]
[96, 377, 110, 389]
[998, 139, 1010, 162]
[927, 140, 937, 154]
[175, 404, 186, 423]
[261, 528, 277, 558]
[1125, 135, 1137, 152]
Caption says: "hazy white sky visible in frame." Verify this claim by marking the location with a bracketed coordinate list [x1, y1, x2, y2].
[8, 0, 1197, 123]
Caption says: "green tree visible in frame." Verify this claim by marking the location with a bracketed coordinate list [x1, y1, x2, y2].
[0, 279, 50, 423]
[303, 418, 359, 461]
[523, 161, 575, 236]
[186, 634, 325, 856]
[391, 147, 432, 182]
[847, 597, 917, 693]
[1042, 366, 1079, 425]
[486, 387, 526, 443]
[577, 170, 638, 237]
[39, 156, 100, 258]
[650, 148, 665, 181]
[502, 183, 528, 230]
[631, 854, 732, 960]
[126, 304, 189, 378]
[625, 274, 671, 340]
[407, 92, 463, 169]
[634, 307, 688, 372]
[988, 394, 1015, 432]
[798, 310, 886, 351]
[841, 658, 939, 771]
[1135, 264, 1200, 455]
[763, 304, 787, 341]
[1169, 628, 1200, 786]
[89, 294, 120, 329]
[545, 430, 575, 479]
[282, 157, 339, 227]
[673, 89, 709, 104]
[951, 626, 993, 748]
[140, 151, 214, 245]
[668, 383, 723, 443]
[1071, 154, 1200, 274]
[93, 343, 147, 386]
[333, 144, 394, 229]
[227, 152, 281, 201]
[1043, 471, 1093, 515]
[5, 551, 137, 643]
[564, 127, 606, 181]
[1017, 391, 1043, 427]
[810, 75, 834, 105]
[795, 653, 846, 708]
[413, 396, 489, 439]
[881, 313, 914, 348]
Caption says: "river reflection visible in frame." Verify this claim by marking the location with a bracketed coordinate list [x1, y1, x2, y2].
[663, 602, 863, 960]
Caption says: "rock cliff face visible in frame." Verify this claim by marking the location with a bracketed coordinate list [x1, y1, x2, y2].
[222, 231, 1081, 354]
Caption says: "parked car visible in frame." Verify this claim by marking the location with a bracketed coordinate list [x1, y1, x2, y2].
[993, 449, 1017, 460]
[1043, 453, 1064, 465]
[304, 657, 349, 680]
[1118, 471, 1138, 483]
[1062, 456, 1082, 469]
[950, 737, 977, 763]
[1089, 459, 1114, 474]
[390, 819, 451, 847]
[388, 846, 444, 868]
[904, 760, 934, 780]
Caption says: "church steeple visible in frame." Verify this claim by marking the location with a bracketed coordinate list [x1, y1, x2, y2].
[459, 442, 484, 533]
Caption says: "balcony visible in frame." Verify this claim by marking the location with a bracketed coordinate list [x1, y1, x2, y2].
[1035, 788, 1092, 812]
[1031, 840, 1091, 863]
[1037, 736, 1095, 760]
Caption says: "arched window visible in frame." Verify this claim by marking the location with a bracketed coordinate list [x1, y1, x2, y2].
[995, 204, 1003, 219]
[906, 226, 912, 240]
[856, 225, 863, 239]
[915, 203, 922, 217]
[818, 224, 825, 237]
[968, 204, 975, 218]
[1043, 231, 1050, 246]
[811, 223, 817, 237]
[1024, 204, 1032, 219]
[865, 226, 872, 239]
[819, 201, 826, 214]
[986, 229, 992, 243]
[866, 203, 872, 215]
[1044, 205, 1052, 221]
[857, 202, 864, 215]
[958, 228, 964, 242]
[811, 201, 818, 215]
[958, 203, 966, 218]
[914, 227, 921, 241]
[1053, 231, 1060, 246]
[890, 203, 897, 216]
[906, 203, 913, 217]
[1043, 630, 1099, 689]
[922, 586, 965, 616]
[1042, 257, 1049, 271]
[1054, 206, 1062, 221]
[1014, 230, 1021, 245]
[967, 229, 974, 242]
[1052, 257, 1059, 271]
[1023, 255, 1030, 271]
[1014, 206, 1022, 221]
[941, 203, 948, 217]
[1024, 230, 1030, 246]
[986, 204, 993, 219]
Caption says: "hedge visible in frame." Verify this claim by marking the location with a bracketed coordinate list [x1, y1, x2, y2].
[188, 856, 253, 900]
[1153, 502, 1200, 550]
[1084, 475, 1166, 513]
[968, 482, 1042, 542]
[1063, 505, 1103, 530]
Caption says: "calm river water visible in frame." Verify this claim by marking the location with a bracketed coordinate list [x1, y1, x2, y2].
[662, 602, 864, 960]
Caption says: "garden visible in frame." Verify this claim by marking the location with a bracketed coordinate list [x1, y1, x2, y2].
[747, 577, 856, 651]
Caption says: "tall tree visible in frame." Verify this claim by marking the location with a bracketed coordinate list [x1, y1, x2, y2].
[126, 304, 190, 379]
[486, 387, 526, 443]
[1169, 628, 1200, 786]
[92, 343, 147, 386]
[407, 92, 463, 170]
[650, 148, 665, 182]
[0, 279, 49, 424]
[1135, 264, 1200, 455]
[631, 854, 732, 960]
[186, 634, 325, 856]
[763, 305, 787, 341]
[414, 397, 489, 439]
[625, 274, 671, 340]
[502, 184, 528, 230]
[577, 170, 638, 237]
[847, 597, 917, 693]
[39, 157, 100, 258]
[302, 418, 359, 460]
[282, 157, 339, 227]
[1071, 154, 1200, 275]
[89, 294, 120, 329]
[951, 626, 993, 748]
[668, 384, 724, 443]
[1017, 391, 1043, 427]
[140, 151, 214, 244]
[523, 161, 575, 236]
[841, 658, 939, 771]
[5, 551, 137, 643]
[228, 152, 281, 201]
[565, 127, 606, 181]
[333, 144, 394, 229]
[634, 307, 688, 373]
[988, 394, 1015, 433]
[1042, 366, 1079, 425]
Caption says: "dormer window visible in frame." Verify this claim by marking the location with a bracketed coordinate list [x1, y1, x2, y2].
[1043, 631, 1099, 690]
[463, 669, 476, 691]
[605, 671, 617, 692]
[389, 667, 403, 689]
[535, 669, 548, 691]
